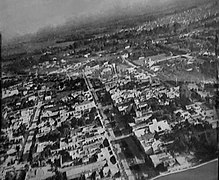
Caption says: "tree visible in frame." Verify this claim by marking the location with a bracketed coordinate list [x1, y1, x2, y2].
[154, 131, 159, 140]
[155, 162, 167, 172]
[103, 108, 110, 115]
[5, 171, 16, 180]
[16, 145, 20, 153]
[17, 170, 26, 180]
[103, 138, 110, 147]
[107, 169, 111, 177]
[90, 171, 96, 180]
[110, 156, 116, 165]
[99, 168, 104, 178]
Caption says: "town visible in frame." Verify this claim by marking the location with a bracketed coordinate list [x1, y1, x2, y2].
[1, 1, 219, 180]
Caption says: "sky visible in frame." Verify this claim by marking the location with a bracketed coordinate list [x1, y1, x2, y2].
[0, 0, 182, 40]
[0, 0, 103, 38]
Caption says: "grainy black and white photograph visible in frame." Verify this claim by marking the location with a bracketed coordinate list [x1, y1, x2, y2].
[0, 0, 219, 180]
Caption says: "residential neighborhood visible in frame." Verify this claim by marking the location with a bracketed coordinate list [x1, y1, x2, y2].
[1, 0, 219, 180]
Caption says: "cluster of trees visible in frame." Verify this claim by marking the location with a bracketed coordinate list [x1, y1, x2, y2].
[60, 150, 72, 163]
[66, 78, 88, 91]
[6, 57, 38, 75]
[96, 90, 113, 106]
[90, 78, 104, 89]
[38, 129, 61, 142]
[120, 140, 135, 159]
[169, 121, 217, 161]
[199, 60, 217, 78]
[68, 107, 100, 128]
[5, 170, 26, 180]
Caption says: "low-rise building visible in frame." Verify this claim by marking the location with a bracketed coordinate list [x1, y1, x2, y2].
[75, 101, 96, 112]
[149, 119, 171, 133]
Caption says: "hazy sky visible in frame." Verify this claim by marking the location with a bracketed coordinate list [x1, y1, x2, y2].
[0, 0, 103, 38]
[0, 0, 180, 40]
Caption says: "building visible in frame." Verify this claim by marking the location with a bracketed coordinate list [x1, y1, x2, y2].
[150, 152, 175, 168]
[149, 119, 171, 133]
[75, 101, 96, 112]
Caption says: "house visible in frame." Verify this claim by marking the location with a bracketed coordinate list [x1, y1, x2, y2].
[28, 95, 36, 101]
[2, 89, 19, 99]
[75, 101, 96, 112]
[127, 67, 136, 74]
[149, 119, 171, 133]
[26, 167, 55, 180]
[186, 102, 202, 111]
[61, 59, 66, 63]
[45, 95, 52, 101]
[150, 152, 175, 168]
[134, 128, 154, 155]
[151, 66, 161, 72]
[134, 73, 151, 82]
[174, 109, 191, 120]
[134, 113, 152, 124]
[152, 140, 162, 154]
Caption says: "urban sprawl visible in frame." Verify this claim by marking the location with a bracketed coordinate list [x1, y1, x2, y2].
[1, 1, 219, 180]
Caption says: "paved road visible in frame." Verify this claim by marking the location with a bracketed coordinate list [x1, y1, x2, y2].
[19, 96, 42, 163]
[83, 73, 133, 179]
[121, 56, 137, 68]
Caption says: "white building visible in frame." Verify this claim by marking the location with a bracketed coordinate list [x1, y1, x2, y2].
[134, 73, 151, 82]
[134, 113, 153, 124]
[149, 119, 171, 133]
[75, 101, 96, 112]
[2, 89, 19, 99]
